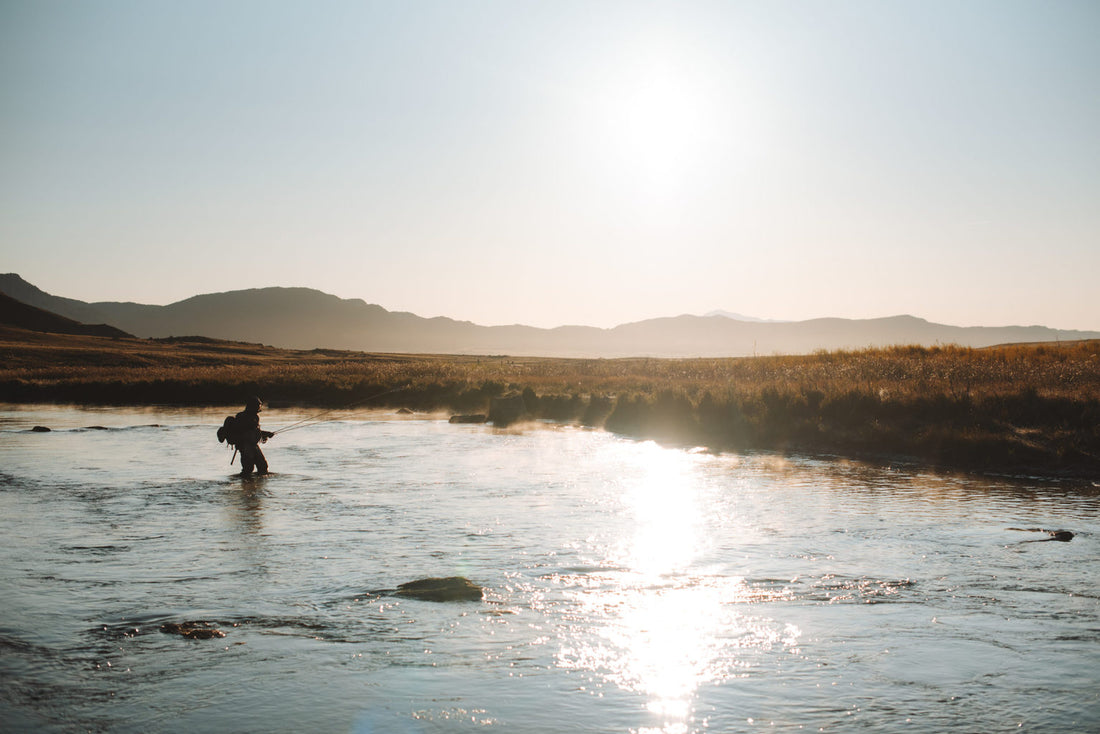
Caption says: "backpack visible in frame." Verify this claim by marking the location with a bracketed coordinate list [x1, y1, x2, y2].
[216, 415, 241, 446]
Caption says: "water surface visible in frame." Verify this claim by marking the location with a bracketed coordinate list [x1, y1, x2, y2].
[1, 404, 1098, 732]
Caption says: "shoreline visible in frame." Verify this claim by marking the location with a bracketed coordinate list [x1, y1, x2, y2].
[2, 328, 1098, 482]
[5, 395, 1098, 484]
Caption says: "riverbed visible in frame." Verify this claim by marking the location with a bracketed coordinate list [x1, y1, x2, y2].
[1, 404, 1097, 733]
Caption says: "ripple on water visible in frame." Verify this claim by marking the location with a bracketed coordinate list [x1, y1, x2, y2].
[0, 407, 1097, 733]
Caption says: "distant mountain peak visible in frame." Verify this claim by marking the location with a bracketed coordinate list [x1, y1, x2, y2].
[705, 310, 788, 323]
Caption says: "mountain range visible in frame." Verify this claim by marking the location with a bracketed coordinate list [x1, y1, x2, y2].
[2, 273, 1097, 358]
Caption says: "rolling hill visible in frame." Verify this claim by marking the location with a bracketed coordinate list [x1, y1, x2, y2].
[2, 273, 1097, 357]
[0, 290, 132, 338]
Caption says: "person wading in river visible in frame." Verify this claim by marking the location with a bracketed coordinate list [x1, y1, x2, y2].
[235, 396, 274, 476]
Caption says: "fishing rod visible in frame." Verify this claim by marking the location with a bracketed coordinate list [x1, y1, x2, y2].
[271, 385, 411, 436]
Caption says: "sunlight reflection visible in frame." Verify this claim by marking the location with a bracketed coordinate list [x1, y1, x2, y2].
[555, 571, 803, 733]
[618, 442, 703, 577]
[554, 442, 802, 732]
[615, 583, 727, 722]
[618, 443, 713, 728]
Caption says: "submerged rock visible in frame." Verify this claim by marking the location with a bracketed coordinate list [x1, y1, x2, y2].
[1006, 527, 1075, 543]
[31, 426, 51, 433]
[394, 576, 484, 602]
[449, 414, 487, 424]
[396, 407, 415, 415]
[160, 621, 226, 639]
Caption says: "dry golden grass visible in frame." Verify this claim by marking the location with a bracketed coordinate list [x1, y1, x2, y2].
[4, 326, 1097, 402]
[2, 326, 1097, 476]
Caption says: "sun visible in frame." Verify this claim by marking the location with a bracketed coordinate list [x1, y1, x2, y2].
[604, 66, 712, 183]
[573, 45, 723, 199]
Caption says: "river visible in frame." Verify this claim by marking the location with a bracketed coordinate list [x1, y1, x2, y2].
[1, 404, 1097, 733]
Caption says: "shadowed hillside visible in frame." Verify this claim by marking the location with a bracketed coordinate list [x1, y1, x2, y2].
[3, 273, 1097, 357]
[0, 292, 132, 338]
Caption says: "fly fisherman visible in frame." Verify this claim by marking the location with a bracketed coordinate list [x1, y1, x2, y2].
[235, 396, 274, 476]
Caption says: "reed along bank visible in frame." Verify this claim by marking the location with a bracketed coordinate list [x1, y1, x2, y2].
[2, 326, 1098, 479]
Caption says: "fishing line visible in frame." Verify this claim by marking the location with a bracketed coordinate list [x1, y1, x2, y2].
[271, 385, 411, 436]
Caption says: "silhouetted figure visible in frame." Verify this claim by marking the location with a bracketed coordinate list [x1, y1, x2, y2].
[235, 396, 274, 476]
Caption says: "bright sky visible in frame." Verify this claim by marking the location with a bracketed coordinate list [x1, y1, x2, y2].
[2, 1, 1098, 330]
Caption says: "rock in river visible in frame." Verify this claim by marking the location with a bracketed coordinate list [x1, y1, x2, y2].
[394, 576, 484, 602]
[160, 621, 226, 639]
[448, 414, 487, 424]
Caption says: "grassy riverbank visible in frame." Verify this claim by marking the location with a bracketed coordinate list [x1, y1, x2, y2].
[2, 325, 1098, 478]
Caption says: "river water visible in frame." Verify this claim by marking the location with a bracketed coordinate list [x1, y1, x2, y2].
[1, 404, 1098, 733]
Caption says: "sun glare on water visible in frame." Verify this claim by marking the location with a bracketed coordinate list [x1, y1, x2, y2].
[554, 442, 800, 732]
[621, 442, 705, 576]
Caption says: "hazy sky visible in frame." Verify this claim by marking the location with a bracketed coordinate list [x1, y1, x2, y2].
[3, 1, 1098, 330]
